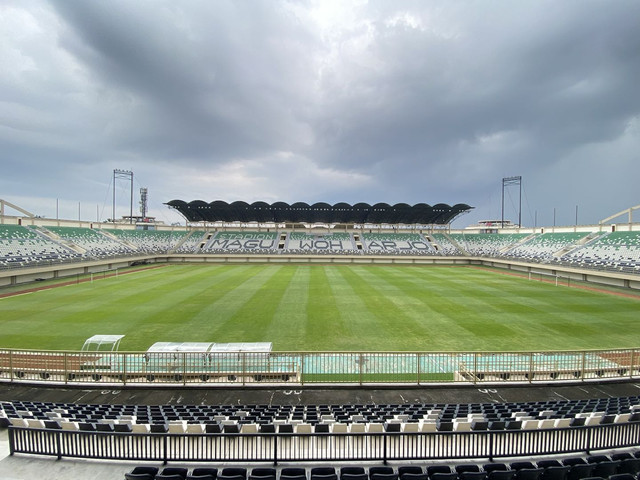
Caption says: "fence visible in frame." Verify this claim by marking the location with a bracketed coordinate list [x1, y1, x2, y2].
[8, 422, 640, 464]
[0, 348, 638, 386]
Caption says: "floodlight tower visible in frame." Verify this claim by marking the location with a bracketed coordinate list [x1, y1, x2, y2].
[501, 176, 522, 228]
[113, 169, 134, 224]
[140, 187, 148, 219]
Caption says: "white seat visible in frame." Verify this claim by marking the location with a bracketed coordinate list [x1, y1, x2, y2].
[331, 423, 348, 433]
[521, 420, 540, 430]
[186, 424, 205, 434]
[241, 423, 259, 434]
[60, 421, 79, 431]
[295, 423, 313, 434]
[349, 423, 366, 433]
[553, 418, 572, 428]
[453, 420, 472, 432]
[401, 422, 420, 432]
[10, 418, 28, 427]
[168, 423, 186, 434]
[420, 421, 437, 432]
[366, 423, 384, 433]
[615, 413, 631, 423]
[26, 419, 46, 429]
[131, 423, 150, 433]
[538, 419, 555, 429]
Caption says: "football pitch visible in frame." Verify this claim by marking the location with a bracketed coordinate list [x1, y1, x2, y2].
[0, 264, 638, 352]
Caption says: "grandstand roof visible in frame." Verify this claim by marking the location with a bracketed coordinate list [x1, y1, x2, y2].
[166, 200, 473, 225]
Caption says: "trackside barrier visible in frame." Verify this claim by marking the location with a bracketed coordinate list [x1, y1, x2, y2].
[8, 422, 640, 464]
[1, 348, 639, 386]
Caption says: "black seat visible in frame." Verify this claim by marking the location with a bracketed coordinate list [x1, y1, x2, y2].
[187, 467, 218, 480]
[540, 466, 569, 480]
[281, 467, 307, 480]
[341, 467, 368, 480]
[249, 467, 276, 480]
[460, 473, 487, 480]
[312, 467, 338, 480]
[427, 466, 452, 478]
[399, 467, 426, 480]
[511, 464, 536, 472]
[218, 467, 247, 480]
[566, 464, 594, 480]
[618, 458, 640, 475]
[157, 467, 188, 480]
[125, 466, 159, 480]
[514, 470, 543, 480]
[488, 472, 515, 480]
[456, 466, 481, 475]
[590, 461, 619, 478]
[537, 461, 562, 469]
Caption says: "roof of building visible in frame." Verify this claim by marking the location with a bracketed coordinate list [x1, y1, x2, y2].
[165, 200, 473, 225]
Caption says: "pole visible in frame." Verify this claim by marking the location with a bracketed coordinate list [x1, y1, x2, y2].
[130, 171, 134, 224]
[56, 198, 59, 220]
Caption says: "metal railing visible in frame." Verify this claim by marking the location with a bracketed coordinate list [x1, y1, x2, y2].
[8, 422, 640, 464]
[1, 348, 638, 386]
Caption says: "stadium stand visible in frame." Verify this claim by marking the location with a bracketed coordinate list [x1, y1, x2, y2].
[0, 224, 80, 267]
[4, 396, 640, 431]
[504, 233, 590, 262]
[46, 226, 134, 257]
[561, 232, 640, 272]
[428, 233, 463, 255]
[361, 233, 435, 255]
[449, 233, 530, 257]
[104, 229, 190, 254]
[203, 231, 279, 253]
[286, 232, 357, 254]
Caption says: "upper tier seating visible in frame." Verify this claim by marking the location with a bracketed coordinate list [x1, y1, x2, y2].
[561, 232, 640, 272]
[449, 234, 530, 257]
[361, 233, 435, 255]
[105, 229, 189, 254]
[47, 226, 134, 257]
[505, 233, 590, 262]
[0, 224, 80, 267]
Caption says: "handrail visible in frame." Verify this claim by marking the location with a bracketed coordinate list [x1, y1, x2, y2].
[8, 422, 640, 464]
[1, 348, 638, 386]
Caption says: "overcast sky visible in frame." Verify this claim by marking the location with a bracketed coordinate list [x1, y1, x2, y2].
[1, 1, 639, 228]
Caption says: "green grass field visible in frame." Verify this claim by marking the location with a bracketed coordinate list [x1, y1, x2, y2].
[0, 264, 639, 352]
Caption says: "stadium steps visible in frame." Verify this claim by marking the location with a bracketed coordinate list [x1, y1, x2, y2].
[98, 229, 138, 251]
[554, 231, 603, 258]
[32, 225, 86, 254]
[501, 233, 537, 255]
[168, 229, 198, 254]
[441, 232, 468, 256]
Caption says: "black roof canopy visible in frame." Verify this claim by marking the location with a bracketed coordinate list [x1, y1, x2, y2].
[166, 200, 472, 225]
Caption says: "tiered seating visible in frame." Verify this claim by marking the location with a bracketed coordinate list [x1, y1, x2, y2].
[286, 232, 356, 254]
[4, 396, 640, 433]
[361, 233, 435, 255]
[175, 231, 208, 253]
[562, 232, 640, 272]
[47, 226, 134, 257]
[429, 233, 463, 255]
[0, 224, 79, 267]
[202, 231, 279, 254]
[105, 229, 189, 254]
[124, 459, 640, 480]
[449, 233, 529, 257]
[505, 233, 590, 262]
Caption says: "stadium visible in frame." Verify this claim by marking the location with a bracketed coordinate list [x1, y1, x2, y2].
[2, 195, 640, 480]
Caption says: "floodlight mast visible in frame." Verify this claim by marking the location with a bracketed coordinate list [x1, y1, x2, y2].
[113, 169, 134, 224]
[501, 176, 522, 228]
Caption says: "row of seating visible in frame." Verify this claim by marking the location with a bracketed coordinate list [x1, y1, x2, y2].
[124, 454, 640, 480]
[3, 397, 640, 432]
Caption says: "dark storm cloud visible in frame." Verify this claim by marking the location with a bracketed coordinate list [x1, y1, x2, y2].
[0, 1, 639, 226]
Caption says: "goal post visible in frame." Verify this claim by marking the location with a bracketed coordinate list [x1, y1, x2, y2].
[528, 270, 570, 287]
